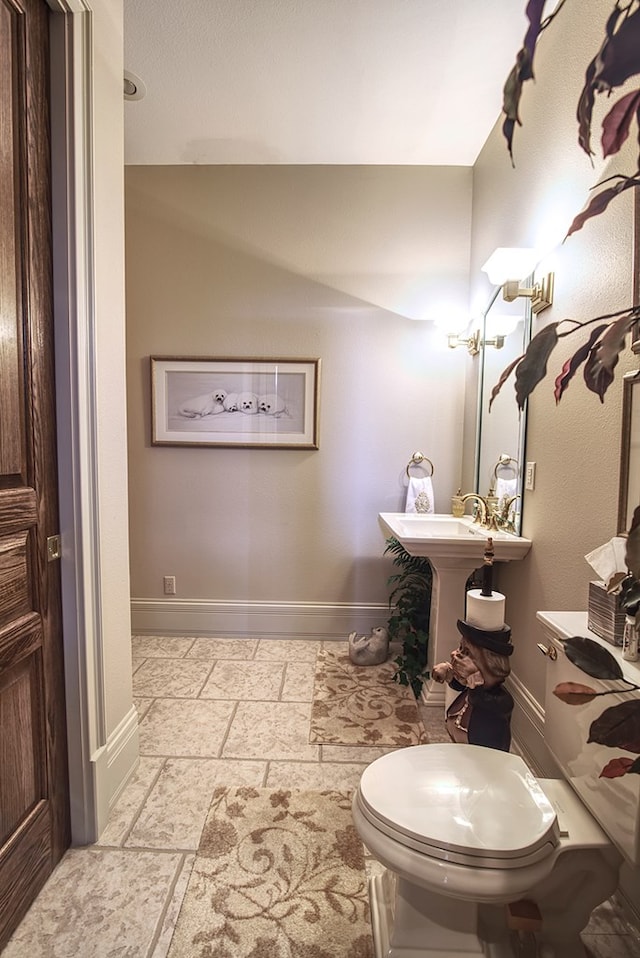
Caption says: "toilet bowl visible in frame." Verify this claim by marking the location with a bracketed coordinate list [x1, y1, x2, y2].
[352, 743, 621, 957]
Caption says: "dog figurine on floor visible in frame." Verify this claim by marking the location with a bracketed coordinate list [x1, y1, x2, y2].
[348, 627, 389, 666]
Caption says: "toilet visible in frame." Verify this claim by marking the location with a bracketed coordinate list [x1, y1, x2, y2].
[352, 624, 630, 957]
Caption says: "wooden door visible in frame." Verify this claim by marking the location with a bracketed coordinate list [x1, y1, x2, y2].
[0, 0, 70, 947]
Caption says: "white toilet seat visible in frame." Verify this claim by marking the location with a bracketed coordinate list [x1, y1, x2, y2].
[357, 743, 560, 869]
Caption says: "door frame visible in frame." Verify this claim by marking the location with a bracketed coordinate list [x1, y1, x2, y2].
[48, 0, 135, 845]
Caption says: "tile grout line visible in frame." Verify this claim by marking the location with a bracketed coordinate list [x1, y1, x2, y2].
[195, 657, 219, 698]
[119, 757, 168, 848]
[217, 699, 240, 758]
[277, 661, 288, 701]
[146, 851, 192, 958]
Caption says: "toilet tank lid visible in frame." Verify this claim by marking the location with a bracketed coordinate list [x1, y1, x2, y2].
[358, 744, 559, 860]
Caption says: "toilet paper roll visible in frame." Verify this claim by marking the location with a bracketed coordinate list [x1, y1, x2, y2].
[466, 589, 506, 631]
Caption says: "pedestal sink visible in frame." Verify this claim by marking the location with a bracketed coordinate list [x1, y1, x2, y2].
[379, 513, 532, 707]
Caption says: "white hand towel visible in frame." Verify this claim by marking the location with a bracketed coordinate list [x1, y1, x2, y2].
[405, 476, 435, 513]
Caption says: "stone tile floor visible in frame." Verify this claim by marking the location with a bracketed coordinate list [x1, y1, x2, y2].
[2, 636, 640, 956]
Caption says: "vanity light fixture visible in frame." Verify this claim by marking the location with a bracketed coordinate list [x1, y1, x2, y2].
[502, 273, 554, 313]
[481, 247, 554, 314]
[447, 329, 506, 355]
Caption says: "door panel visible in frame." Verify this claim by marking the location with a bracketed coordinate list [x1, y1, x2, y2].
[0, 0, 70, 946]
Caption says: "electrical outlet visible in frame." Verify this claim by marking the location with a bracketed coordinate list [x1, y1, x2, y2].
[163, 575, 176, 595]
[525, 462, 536, 491]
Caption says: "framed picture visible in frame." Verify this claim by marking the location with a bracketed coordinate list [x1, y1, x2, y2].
[150, 357, 320, 449]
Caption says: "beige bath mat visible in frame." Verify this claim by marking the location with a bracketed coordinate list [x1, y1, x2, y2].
[167, 786, 373, 958]
[309, 645, 427, 747]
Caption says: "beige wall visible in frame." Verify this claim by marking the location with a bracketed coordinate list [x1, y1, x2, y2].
[125, 166, 471, 621]
[123, 0, 638, 673]
[470, 0, 637, 704]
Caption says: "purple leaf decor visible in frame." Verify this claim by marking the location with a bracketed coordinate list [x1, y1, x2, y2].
[601, 88, 640, 157]
[599, 756, 639, 779]
[514, 323, 559, 409]
[588, 699, 640, 754]
[488, 353, 526, 411]
[583, 311, 638, 401]
[552, 681, 598, 705]
[566, 177, 640, 238]
[592, 4, 640, 93]
[553, 323, 609, 403]
[564, 636, 624, 680]
[577, 4, 640, 157]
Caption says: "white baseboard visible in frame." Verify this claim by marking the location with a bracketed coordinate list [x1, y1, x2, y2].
[130, 597, 390, 640]
[90, 705, 140, 841]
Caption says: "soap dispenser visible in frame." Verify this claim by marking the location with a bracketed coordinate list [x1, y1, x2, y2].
[451, 489, 464, 518]
[485, 484, 499, 521]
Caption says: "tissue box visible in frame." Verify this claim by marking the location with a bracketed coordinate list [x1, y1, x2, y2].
[587, 580, 625, 646]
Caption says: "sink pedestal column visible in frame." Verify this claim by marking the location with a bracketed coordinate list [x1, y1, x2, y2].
[420, 556, 484, 708]
[376, 512, 532, 710]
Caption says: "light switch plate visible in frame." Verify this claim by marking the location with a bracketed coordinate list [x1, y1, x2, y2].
[525, 462, 536, 491]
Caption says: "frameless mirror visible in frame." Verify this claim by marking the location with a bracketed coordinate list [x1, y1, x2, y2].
[473, 282, 533, 535]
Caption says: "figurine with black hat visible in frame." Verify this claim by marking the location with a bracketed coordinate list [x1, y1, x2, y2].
[432, 538, 514, 752]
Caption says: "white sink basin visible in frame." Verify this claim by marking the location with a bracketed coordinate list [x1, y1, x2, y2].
[379, 513, 532, 709]
[379, 512, 532, 562]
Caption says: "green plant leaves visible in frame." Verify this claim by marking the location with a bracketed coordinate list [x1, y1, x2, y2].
[563, 636, 624, 680]
[384, 537, 432, 697]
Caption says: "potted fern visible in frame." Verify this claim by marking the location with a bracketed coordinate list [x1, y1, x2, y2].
[384, 537, 432, 697]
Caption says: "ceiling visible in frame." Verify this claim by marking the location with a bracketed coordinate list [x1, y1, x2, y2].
[123, 0, 528, 167]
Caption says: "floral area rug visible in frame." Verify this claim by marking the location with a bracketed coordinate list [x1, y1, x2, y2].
[167, 786, 373, 958]
[309, 645, 427, 747]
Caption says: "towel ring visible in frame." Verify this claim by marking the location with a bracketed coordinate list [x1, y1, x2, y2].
[406, 451, 434, 479]
[493, 454, 518, 481]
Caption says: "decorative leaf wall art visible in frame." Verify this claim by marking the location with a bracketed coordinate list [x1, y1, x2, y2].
[553, 635, 640, 779]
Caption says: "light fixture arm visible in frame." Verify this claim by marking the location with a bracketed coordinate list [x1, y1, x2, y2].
[447, 330, 505, 355]
[502, 272, 554, 313]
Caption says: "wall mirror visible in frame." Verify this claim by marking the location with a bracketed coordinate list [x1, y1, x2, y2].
[474, 283, 532, 535]
[618, 369, 640, 533]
